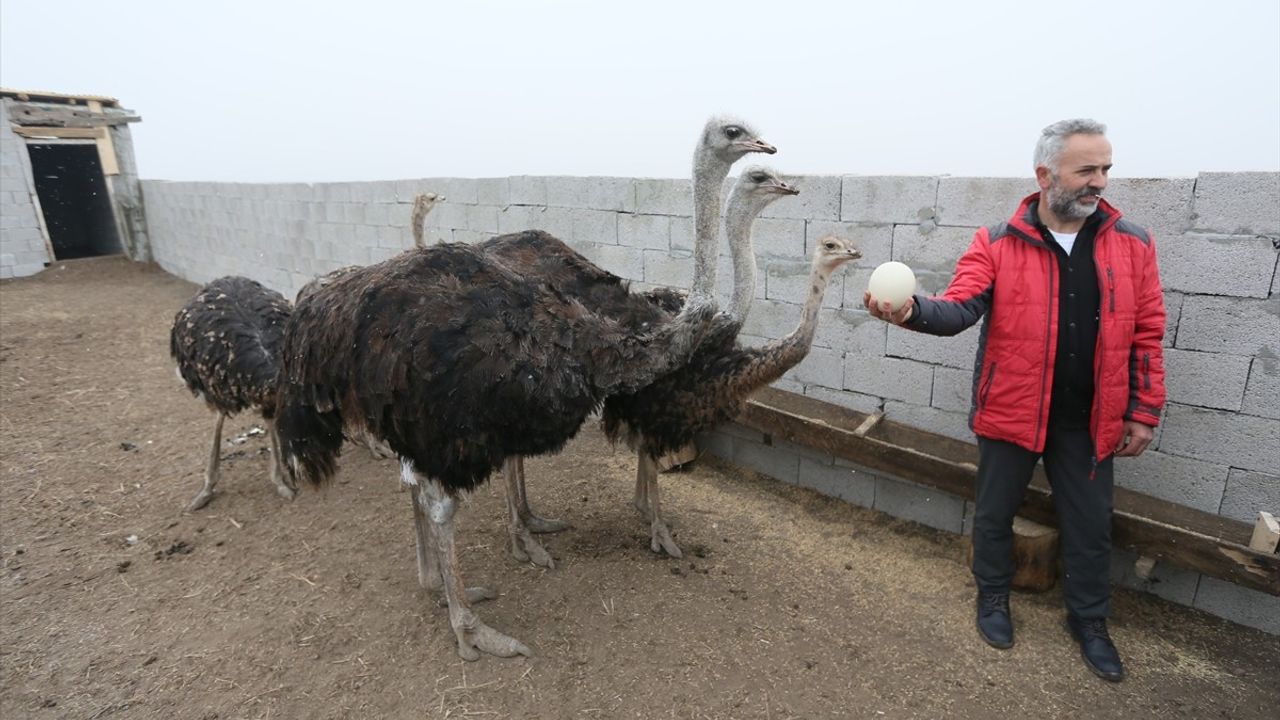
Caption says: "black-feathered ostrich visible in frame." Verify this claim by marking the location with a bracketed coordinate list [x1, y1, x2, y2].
[276, 238, 722, 660]
[170, 276, 298, 511]
[603, 201, 863, 557]
[430, 117, 778, 568]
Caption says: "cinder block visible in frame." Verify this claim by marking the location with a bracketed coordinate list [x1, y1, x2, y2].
[1218, 468, 1280, 523]
[1157, 233, 1276, 299]
[11, 262, 43, 277]
[643, 250, 692, 288]
[932, 366, 973, 413]
[695, 430, 733, 460]
[1109, 548, 1201, 606]
[1163, 291, 1183, 348]
[635, 178, 691, 216]
[534, 206, 575, 239]
[813, 308, 886, 355]
[884, 400, 973, 443]
[1242, 356, 1279, 420]
[475, 178, 509, 206]
[804, 385, 883, 415]
[466, 205, 500, 234]
[843, 353, 932, 404]
[575, 243, 643, 282]
[1113, 450, 1229, 514]
[747, 174, 836, 221]
[785, 346, 844, 389]
[840, 175, 939, 225]
[886, 324, 980, 371]
[497, 205, 544, 235]
[768, 260, 838, 308]
[617, 213, 671, 251]
[669, 216, 695, 253]
[748, 218, 806, 259]
[798, 458, 876, 508]
[741, 298, 801, 340]
[1176, 296, 1280, 358]
[1192, 172, 1280, 235]
[508, 176, 548, 206]
[569, 208, 617, 245]
[772, 377, 805, 394]
[873, 475, 965, 533]
[1160, 403, 1280, 474]
[733, 436, 800, 484]
[935, 177, 1035, 227]
[891, 225, 974, 273]
[363, 203, 390, 227]
[1102, 177, 1195, 237]
[719, 421, 764, 442]
[1163, 348, 1250, 411]
[546, 176, 635, 212]
[1193, 577, 1280, 634]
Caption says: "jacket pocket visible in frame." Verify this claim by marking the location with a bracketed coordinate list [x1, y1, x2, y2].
[978, 362, 998, 410]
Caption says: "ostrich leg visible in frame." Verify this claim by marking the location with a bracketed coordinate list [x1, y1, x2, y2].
[187, 413, 226, 511]
[632, 447, 652, 520]
[641, 452, 683, 558]
[404, 461, 496, 603]
[266, 420, 297, 501]
[418, 478, 532, 661]
[511, 456, 568, 533]
[502, 457, 557, 569]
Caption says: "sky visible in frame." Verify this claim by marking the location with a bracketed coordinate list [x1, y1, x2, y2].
[2, 0, 1278, 183]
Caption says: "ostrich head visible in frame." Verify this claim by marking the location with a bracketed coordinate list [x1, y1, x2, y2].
[812, 235, 863, 274]
[728, 165, 799, 217]
[698, 116, 777, 166]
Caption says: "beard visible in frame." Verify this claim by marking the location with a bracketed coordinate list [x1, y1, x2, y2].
[1046, 178, 1101, 220]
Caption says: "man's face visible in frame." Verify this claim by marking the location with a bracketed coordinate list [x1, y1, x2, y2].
[1039, 133, 1113, 220]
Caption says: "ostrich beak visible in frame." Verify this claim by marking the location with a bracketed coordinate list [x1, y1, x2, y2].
[737, 139, 777, 154]
[772, 181, 800, 196]
[845, 247, 864, 260]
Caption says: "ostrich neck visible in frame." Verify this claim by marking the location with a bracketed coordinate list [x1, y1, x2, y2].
[723, 199, 761, 324]
[690, 152, 732, 300]
[738, 262, 835, 389]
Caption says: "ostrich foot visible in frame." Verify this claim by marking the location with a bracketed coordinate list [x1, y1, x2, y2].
[434, 587, 498, 607]
[510, 528, 556, 569]
[453, 618, 533, 662]
[186, 489, 216, 512]
[522, 511, 569, 534]
[274, 484, 297, 501]
[650, 518, 683, 558]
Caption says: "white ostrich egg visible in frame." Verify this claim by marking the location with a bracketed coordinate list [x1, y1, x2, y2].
[867, 261, 917, 311]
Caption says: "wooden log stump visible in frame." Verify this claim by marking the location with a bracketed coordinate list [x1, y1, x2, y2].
[966, 517, 1060, 593]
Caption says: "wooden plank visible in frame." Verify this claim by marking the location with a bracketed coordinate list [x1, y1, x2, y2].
[87, 101, 120, 175]
[12, 126, 103, 140]
[737, 386, 1280, 596]
[4, 101, 140, 128]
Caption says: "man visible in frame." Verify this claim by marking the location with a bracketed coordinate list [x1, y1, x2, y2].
[865, 119, 1166, 682]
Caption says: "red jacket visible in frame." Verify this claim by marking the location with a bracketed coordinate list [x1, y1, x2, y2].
[906, 193, 1166, 462]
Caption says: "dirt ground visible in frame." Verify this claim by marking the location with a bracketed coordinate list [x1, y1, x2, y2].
[1, 256, 1276, 720]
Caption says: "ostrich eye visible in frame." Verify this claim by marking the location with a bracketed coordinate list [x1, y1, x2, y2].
[823, 242, 837, 251]
[749, 172, 767, 183]
[724, 126, 743, 139]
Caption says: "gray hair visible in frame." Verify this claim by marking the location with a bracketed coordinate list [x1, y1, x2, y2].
[1033, 118, 1107, 172]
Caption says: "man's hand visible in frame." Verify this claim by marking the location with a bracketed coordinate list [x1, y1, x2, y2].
[1115, 421, 1154, 457]
[864, 291, 915, 325]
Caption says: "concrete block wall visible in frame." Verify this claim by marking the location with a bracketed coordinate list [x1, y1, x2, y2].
[0, 101, 51, 279]
[140, 171, 1279, 633]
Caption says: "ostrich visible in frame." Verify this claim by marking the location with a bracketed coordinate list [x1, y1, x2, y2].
[275, 240, 722, 660]
[409, 117, 777, 569]
[294, 192, 443, 304]
[603, 227, 863, 558]
[170, 276, 297, 511]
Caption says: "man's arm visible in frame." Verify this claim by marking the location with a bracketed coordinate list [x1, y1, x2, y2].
[867, 229, 996, 336]
[1116, 232, 1167, 456]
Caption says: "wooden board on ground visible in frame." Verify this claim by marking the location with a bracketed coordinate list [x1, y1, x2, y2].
[1250, 512, 1280, 554]
[657, 443, 698, 472]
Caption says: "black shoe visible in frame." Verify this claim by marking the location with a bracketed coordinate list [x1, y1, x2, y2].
[976, 591, 1013, 649]
[1066, 615, 1125, 682]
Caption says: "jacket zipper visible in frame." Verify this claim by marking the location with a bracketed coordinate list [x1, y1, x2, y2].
[1106, 266, 1116, 313]
[979, 362, 998, 409]
[1035, 252, 1054, 450]
[1090, 253, 1108, 477]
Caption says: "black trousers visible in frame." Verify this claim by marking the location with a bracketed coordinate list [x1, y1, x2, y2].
[972, 424, 1115, 619]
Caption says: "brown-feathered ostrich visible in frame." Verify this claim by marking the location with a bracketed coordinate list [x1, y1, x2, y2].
[294, 192, 444, 304]
[603, 222, 863, 557]
[275, 239, 721, 660]
[170, 276, 297, 511]
[442, 117, 778, 569]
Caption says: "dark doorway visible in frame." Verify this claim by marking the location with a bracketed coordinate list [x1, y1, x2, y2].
[28, 143, 121, 260]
